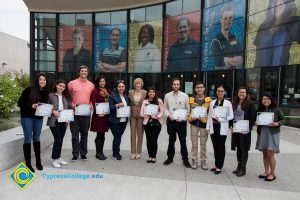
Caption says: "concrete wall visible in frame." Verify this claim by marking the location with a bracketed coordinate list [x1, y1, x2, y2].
[0, 32, 29, 74]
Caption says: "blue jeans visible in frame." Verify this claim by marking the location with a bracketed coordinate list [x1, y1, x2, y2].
[109, 122, 127, 157]
[21, 117, 43, 144]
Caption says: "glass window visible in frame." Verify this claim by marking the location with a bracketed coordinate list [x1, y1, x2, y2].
[35, 50, 56, 61]
[95, 12, 110, 25]
[35, 39, 55, 51]
[76, 14, 92, 26]
[111, 11, 127, 25]
[130, 8, 145, 22]
[59, 14, 75, 26]
[166, 0, 182, 17]
[205, 0, 224, 8]
[35, 27, 56, 40]
[183, 0, 201, 13]
[146, 5, 163, 21]
[261, 68, 279, 103]
[281, 65, 300, 106]
[34, 61, 56, 71]
[246, 68, 260, 102]
[34, 13, 56, 26]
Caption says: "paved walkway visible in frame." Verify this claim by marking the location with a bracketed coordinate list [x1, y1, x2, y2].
[1, 124, 300, 200]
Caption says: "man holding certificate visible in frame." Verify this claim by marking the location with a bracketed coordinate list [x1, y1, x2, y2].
[188, 82, 211, 170]
[230, 87, 256, 177]
[68, 66, 94, 162]
[163, 78, 191, 168]
[206, 85, 234, 174]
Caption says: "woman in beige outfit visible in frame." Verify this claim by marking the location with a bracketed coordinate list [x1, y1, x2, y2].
[129, 78, 147, 160]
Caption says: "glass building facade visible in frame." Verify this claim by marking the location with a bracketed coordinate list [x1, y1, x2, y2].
[30, 0, 300, 127]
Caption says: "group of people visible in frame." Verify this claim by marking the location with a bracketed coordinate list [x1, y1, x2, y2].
[18, 66, 284, 181]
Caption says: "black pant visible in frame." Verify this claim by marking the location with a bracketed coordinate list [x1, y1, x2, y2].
[166, 119, 188, 161]
[50, 122, 67, 159]
[70, 116, 90, 157]
[144, 122, 161, 158]
[236, 135, 249, 167]
[95, 132, 105, 143]
[211, 124, 227, 169]
[109, 122, 127, 157]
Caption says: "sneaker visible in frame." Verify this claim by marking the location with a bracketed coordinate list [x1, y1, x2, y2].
[58, 158, 68, 165]
[191, 160, 198, 169]
[112, 155, 122, 160]
[81, 155, 88, 161]
[183, 160, 192, 168]
[201, 160, 208, 170]
[53, 159, 61, 168]
[71, 156, 78, 162]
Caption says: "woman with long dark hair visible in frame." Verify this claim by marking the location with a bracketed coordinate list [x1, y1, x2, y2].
[230, 87, 256, 177]
[90, 76, 111, 160]
[255, 94, 285, 181]
[140, 87, 164, 163]
[18, 73, 49, 172]
[47, 79, 72, 168]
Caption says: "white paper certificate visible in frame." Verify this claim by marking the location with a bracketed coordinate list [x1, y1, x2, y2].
[173, 109, 188, 121]
[213, 106, 229, 119]
[75, 104, 91, 116]
[144, 104, 159, 116]
[256, 112, 274, 125]
[233, 120, 249, 133]
[117, 106, 131, 118]
[95, 103, 110, 115]
[58, 109, 74, 122]
[191, 106, 207, 118]
[35, 103, 53, 117]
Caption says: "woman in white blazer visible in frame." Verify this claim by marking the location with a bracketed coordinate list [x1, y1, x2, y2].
[206, 85, 233, 174]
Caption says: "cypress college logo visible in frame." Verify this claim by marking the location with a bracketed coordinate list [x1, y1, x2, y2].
[8, 162, 36, 191]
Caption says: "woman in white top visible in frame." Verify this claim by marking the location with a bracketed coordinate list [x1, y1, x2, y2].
[134, 24, 161, 73]
[206, 85, 233, 174]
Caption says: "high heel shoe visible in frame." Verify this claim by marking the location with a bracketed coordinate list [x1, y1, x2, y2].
[136, 154, 141, 159]
[130, 153, 136, 160]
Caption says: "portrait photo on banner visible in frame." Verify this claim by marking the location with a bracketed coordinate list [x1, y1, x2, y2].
[201, 0, 246, 71]
[128, 20, 162, 73]
[57, 26, 92, 73]
[246, 0, 300, 68]
[163, 11, 201, 72]
[93, 25, 127, 73]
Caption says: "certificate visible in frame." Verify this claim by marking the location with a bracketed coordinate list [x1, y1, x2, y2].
[75, 104, 91, 116]
[233, 120, 249, 133]
[58, 109, 74, 122]
[117, 106, 131, 118]
[173, 109, 188, 121]
[213, 106, 229, 119]
[35, 103, 53, 117]
[95, 103, 110, 115]
[256, 112, 274, 125]
[144, 104, 159, 116]
[191, 106, 207, 118]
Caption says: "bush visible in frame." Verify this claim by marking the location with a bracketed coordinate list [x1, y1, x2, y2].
[0, 71, 26, 118]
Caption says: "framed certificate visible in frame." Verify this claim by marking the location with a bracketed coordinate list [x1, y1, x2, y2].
[144, 104, 159, 116]
[95, 103, 110, 115]
[233, 120, 249, 133]
[173, 109, 188, 121]
[35, 103, 53, 117]
[256, 112, 274, 125]
[191, 106, 207, 118]
[58, 109, 74, 122]
[117, 106, 131, 118]
[75, 104, 91, 116]
[213, 106, 229, 119]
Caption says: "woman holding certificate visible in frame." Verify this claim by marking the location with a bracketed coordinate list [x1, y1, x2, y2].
[230, 87, 256, 177]
[18, 73, 49, 172]
[129, 78, 147, 160]
[206, 85, 233, 174]
[140, 87, 164, 163]
[47, 80, 72, 168]
[108, 80, 130, 160]
[90, 76, 111, 160]
[255, 94, 285, 181]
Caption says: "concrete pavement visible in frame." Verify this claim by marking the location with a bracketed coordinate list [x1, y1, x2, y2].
[0, 124, 300, 200]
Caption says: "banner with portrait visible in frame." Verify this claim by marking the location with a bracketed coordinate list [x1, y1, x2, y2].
[163, 11, 201, 72]
[128, 20, 162, 73]
[93, 25, 127, 73]
[57, 26, 92, 73]
[246, 0, 300, 68]
[201, 0, 246, 71]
